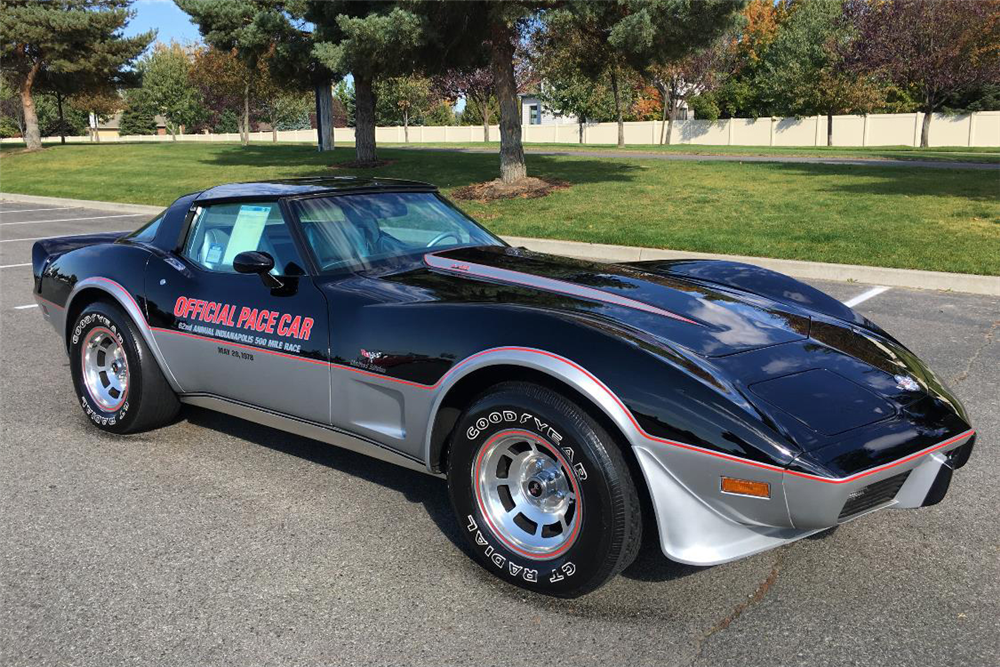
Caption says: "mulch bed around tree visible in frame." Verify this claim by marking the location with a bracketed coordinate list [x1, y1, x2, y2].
[331, 159, 397, 169]
[451, 176, 569, 202]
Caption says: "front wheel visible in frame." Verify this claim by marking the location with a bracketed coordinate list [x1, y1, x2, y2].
[447, 382, 642, 597]
[69, 301, 179, 434]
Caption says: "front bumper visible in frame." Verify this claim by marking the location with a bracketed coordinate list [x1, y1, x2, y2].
[783, 430, 974, 529]
[633, 430, 975, 566]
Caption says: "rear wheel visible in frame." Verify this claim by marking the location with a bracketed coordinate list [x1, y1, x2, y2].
[447, 382, 642, 597]
[70, 301, 178, 434]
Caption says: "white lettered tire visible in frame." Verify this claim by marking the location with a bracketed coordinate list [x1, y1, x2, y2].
[447, 382, 642, 597]
[70, 301, 179, 434]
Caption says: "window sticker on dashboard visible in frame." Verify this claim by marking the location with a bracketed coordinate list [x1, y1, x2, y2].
[221, 204, 271, 265]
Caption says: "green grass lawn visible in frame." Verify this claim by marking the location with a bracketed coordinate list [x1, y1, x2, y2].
[2, 142, 998, 275]
[385, 141, 1000, 164]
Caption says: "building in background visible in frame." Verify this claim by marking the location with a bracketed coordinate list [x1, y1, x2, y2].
[519, 93, 579, 126]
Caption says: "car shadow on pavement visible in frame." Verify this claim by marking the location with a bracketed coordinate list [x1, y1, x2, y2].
[182, 404, 704, 586]
[620, 538, 707, 583]
[181, 405, 468, 548]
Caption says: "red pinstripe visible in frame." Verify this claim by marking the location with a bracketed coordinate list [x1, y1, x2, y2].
[80, 277, 976, 485]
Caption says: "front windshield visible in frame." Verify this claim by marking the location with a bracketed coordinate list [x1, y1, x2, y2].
[291, 192, 503, 273]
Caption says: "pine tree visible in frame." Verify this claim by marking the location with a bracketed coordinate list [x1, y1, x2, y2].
[0, 0, 153, 150]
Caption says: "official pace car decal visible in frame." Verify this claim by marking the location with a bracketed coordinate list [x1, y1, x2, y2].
[171, 295, 314, 354]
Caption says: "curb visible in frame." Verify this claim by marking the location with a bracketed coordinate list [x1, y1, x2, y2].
[0, 192, 163, 216]
[3, 192, 996, 296]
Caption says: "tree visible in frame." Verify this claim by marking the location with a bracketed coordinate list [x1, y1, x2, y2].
[540, 72, 617, 142]
[424, 100, 456, 126]
[844, 0, 1000, 147]
[334, 79, 355, 127]
[762, 0, 883, 146]
[434, 68, 495, 142]
[309, 3, 428, 164]
[544, 1, 744, 147]
[0, 75, 25, 137]
[256, 64, 313, 142]
[36, 92, 89, 137]
[189, 46, 260, 141]
[0, 0, 153, 150]
[376, 75, 434, 141]
[711, 0, 788, 118]
[178, 0, 293, 146]
[71, 89, 121, 142]
[119, 87, 158, 136]
[529, 22, 617, 142]
[480, 2, 543, 181]
[650, 44, 724, 144]
[141, 42, 204, 140]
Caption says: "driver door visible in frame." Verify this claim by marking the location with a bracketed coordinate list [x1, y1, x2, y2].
[145, 200, 332, 424]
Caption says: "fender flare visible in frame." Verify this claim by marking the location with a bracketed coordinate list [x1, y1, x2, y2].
[420, 347, 641, 471]
[66, 277, 184, 393]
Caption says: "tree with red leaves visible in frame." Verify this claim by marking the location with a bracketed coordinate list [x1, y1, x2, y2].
[433, 68, 494, 142]
[844, 0, 1000, 147]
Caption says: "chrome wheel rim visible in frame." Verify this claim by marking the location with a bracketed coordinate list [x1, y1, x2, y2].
[81, 327, 129, 411]
[474, 431, 581, 559]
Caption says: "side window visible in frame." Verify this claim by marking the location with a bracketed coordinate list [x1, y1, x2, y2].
[127, 213, 163, 243]
[181, 202, 306, 276]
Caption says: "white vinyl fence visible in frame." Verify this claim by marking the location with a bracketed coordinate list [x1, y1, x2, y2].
[4, 111, 998, 148]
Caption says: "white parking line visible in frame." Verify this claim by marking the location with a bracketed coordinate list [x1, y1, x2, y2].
[0, 231, 116, 244]
[0, 262, 32, 268]
[13, 304, 38, 310]
[843, 286, 892, 308]
[0, 207, 74, 215]
[0, 213, 148, 226]
[0, 236, 55, 244]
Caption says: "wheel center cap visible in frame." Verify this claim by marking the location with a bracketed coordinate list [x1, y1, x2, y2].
[527, 480, 543, 497]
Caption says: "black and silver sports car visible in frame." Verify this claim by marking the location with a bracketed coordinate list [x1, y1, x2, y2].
[32, 177, 976, 597]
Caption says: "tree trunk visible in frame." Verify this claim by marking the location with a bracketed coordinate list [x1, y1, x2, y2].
[666, 102, 678, 146]
[171, 123, 177, 141]
[827, 113, 834, 147]
[403, 108, 409, 143]
[657, 83, 669, 145]
[579, 120, 584, 144]
[489, 20, 526, 183]
[610, 68, 624, 148]
[272, 125, 277, 142]
[315, 83, 335, 151]
[659, 101, 667, 145]
[57, 92, 66, 145]
[242, 79, 250, 147]
[481, 100, 490, 143]
[19, 63, 42, 151]
[94, 114, 101, 143]
[920, 109, 931, 148]
[354, 75, 378, 165]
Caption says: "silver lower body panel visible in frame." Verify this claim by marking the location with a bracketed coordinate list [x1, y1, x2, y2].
[179, 394, 440, 477]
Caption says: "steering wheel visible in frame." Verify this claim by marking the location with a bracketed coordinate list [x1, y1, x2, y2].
[426, 231, 462, 248]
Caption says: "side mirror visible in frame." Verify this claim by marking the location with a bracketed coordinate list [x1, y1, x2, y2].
[233, 251, 282, 289]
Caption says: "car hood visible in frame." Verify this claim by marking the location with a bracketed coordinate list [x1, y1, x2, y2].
[423, 246, 812, 358]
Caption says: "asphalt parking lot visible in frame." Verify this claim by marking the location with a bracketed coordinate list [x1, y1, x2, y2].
[1, 200, 998, 667]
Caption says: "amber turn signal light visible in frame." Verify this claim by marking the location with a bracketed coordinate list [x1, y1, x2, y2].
[721, 477, 770, 498]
